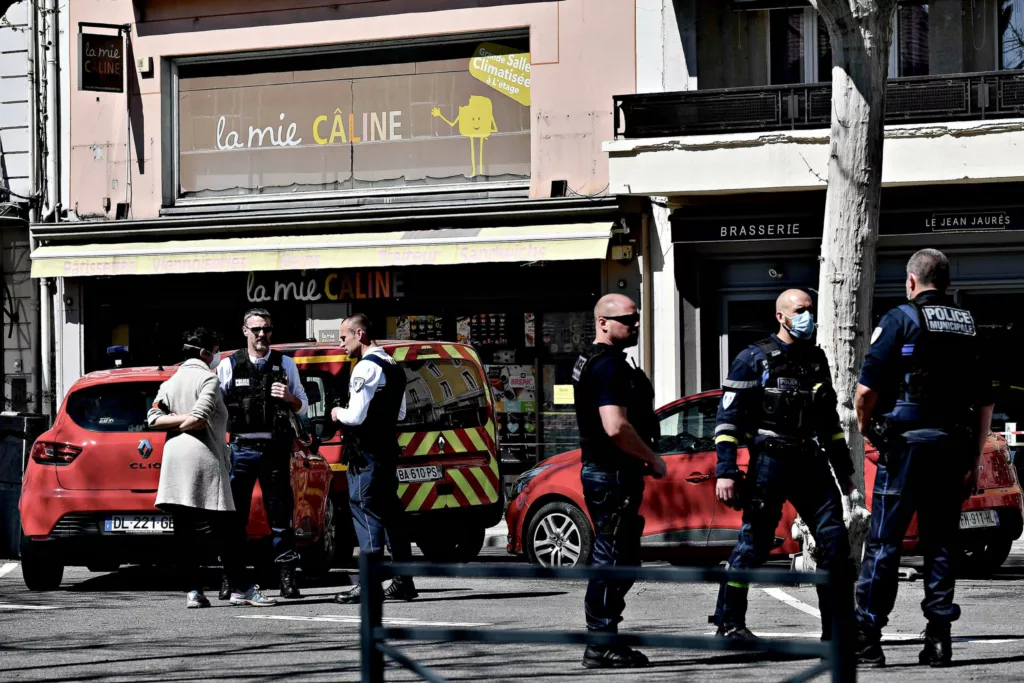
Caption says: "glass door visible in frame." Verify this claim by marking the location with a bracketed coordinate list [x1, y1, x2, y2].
[720, 294, 778, 385]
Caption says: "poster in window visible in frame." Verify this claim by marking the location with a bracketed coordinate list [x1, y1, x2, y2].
[524, 312, 536, 347]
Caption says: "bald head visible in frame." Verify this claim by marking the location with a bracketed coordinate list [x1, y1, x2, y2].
[594, 293, 635, 320]
[776, 289, 812, 315]
[594, 293, 640, 350]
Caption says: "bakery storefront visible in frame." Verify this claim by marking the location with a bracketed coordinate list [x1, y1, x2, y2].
[672, 183, 1024, 433]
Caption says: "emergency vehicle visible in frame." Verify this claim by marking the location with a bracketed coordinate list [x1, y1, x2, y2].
[281, 340, 504, 563]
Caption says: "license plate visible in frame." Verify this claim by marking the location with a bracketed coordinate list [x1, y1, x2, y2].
[104, 515, 174, 534]
[959, 510, 999, 530]
[397, 466, 443, 483]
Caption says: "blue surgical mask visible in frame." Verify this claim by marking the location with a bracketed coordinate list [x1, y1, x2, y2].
[785, 311, 816, 340]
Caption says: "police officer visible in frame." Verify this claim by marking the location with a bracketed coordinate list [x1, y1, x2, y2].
[218, 308, 308, 603]
[712, 289, 855, 640]
[331, 314, 418, 604]
[854, 249, 994, 668]
[573, 294, 666, 670]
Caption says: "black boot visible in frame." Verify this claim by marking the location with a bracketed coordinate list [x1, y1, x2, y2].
[919, 622, 952, 668]
[715, 624, 758, 641]
[582, 644, 649, 669]
[856, 624, 886, 668]
[335, 582, 362, 604]
[279, 564, 301, 599]
[384, 576, 419, 601]
[218, 574, 231, 601]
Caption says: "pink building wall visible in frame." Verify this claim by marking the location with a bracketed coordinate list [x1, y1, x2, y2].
[69, 0, 636, 219]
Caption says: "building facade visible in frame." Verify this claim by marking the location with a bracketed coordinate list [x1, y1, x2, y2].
[615, 0, 1024, 435]
[33, 0, 646, 474]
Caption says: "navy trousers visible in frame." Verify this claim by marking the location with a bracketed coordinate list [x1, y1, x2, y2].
[714, 446, 851, 634]
[856, 438, 967, 633]
[227, 441, 298, 572]
[347, 455, 412, 565]
[581, 462, 646, 633]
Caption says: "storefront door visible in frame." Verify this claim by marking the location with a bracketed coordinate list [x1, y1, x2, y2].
[719, 294, 778, 384]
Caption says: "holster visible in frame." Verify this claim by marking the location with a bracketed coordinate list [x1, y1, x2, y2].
[341, 439, 366, 469]
[868, 417, 904, 467]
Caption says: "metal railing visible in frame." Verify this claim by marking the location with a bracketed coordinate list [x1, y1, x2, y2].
[357, 555, 856, 682]
[613, 69, 1024, 139]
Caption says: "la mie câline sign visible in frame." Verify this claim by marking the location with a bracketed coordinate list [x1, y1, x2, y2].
[79, 32, 123, 93]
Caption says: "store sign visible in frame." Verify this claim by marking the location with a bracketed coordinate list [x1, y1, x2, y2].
[177, 42, 531, 199]
[79, 32, 124, 93]
[672, 208, 1024, 243]
[245, 270, 404, 304]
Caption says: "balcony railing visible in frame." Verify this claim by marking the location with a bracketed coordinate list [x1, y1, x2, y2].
[613, 70, 1024, 139]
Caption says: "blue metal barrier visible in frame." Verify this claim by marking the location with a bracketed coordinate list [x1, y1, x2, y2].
[358, 556, 856, 682]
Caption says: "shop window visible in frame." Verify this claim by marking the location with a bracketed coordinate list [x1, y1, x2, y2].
[439, 380, 454, 400]
[1001, 0, 1024, 70]
[173, 35, 531, 202]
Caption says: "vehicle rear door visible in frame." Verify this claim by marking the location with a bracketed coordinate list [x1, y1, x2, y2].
[54, 380, 168, 492]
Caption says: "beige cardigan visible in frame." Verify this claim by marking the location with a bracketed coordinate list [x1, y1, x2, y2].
[147, 359, 234, 513]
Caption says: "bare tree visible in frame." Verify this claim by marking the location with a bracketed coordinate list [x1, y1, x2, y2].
[809, 1, 898, 497]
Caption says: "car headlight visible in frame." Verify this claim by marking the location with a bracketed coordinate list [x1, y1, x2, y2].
[511, 466, 549, 499]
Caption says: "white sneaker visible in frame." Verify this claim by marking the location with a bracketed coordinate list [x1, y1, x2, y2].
[230, 584, 278, 607]
[186, 590, 211, 608]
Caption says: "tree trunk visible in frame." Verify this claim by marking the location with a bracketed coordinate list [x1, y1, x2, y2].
[810, 0, 897, 491]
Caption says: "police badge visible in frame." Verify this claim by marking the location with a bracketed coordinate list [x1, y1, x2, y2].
[722, 391, 736, 409]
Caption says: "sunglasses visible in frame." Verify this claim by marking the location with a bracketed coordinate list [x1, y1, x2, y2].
[602, 313, 640, 327]
[246, 326, 273, 336]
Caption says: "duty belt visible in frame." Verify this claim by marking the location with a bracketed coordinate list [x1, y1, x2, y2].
[756, 435, 817, 456]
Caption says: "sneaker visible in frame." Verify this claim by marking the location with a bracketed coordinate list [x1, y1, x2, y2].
[230, 584, 278, 607]
[582, 644, 650, 669]
[715, 625, 758, 641]
[186, 590, 211, 609]
[383, 577, 419, 601]
[334, 583, 362, 605]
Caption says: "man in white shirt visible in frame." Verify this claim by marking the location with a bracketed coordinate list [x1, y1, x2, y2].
[217, 308, 308, 602]
[331, 313, 417, 604]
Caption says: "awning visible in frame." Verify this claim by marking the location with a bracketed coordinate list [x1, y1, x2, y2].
[30, 223, 611, 278]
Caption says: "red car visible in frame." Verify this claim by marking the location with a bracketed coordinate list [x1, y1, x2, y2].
[506, 390, 801, 567]
[507, 390, 1024, 574]
[18, 366, 335, 591]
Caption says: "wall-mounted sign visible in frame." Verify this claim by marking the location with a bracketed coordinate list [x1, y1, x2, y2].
[177, 40, 531, 200]
[672, 208, 1024, 244]
[79, 32, 124, 93]
[245, 270, 403, 304]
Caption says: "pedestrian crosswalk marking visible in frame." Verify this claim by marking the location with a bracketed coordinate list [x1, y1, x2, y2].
[0, 563, 18, 579]
[236, 614, 490, 628]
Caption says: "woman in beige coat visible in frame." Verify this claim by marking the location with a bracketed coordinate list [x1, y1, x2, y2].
[147, 328, 264, 607]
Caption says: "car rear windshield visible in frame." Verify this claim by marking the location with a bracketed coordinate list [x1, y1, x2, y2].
[66, 382, 162, 433]
[400, 359, 487, 431]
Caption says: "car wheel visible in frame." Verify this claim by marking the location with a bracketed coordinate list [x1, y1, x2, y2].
[961, 535, 1014, 576]
[20, 534, 63, 591]
[526, 501, 592, 567]
[301, 496, 337, 576]
[417, 525, 485, 564]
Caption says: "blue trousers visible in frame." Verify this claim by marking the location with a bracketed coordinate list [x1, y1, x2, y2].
[856, 438, 966, 632]
[714, 446, 850, 633]
[226, 441, 297, 571]
[581, 462, 645, 633]
[347, 456, 412, 564]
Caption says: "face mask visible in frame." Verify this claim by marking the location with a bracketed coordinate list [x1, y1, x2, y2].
[209, 352, 221, 370]
[785, 311, 815, 340]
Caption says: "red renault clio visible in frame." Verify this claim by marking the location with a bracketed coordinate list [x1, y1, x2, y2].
[18, 366, 334, 591]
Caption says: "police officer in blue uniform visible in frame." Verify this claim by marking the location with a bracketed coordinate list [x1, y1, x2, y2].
[572, 294, 667, 669]
[218, 308, 308, 602]
[331, 314, 418, 605]
[855, 249, 994, 668]
[712, 289, 856, 641]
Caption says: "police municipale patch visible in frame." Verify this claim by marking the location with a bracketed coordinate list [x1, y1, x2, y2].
[351, 377, 366, 393]
[722, 392, 736, 409]
[870, 327, 882, 345]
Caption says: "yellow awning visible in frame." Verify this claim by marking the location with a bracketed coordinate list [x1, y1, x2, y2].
[30, 223, 611, 278]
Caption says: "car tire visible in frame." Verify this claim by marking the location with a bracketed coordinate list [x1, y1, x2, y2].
[301, 496, 338, 576]
[961, 535, 1014, 576]
[525, 501, 592, 567]
[20, 534, 64, 591]
[417, 524, 486, 564]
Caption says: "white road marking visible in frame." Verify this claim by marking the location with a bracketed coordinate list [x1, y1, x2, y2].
[705, 631, 1023, 645]
[0, 603, 59, 611]
[762, 587, 821, 618]
[236, 614, 490, 628]
[0, 562, 18, 578]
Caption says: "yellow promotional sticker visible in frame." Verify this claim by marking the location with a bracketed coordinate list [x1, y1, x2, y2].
[469, 42, 531, 107]
[553, 385, 575, 405]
